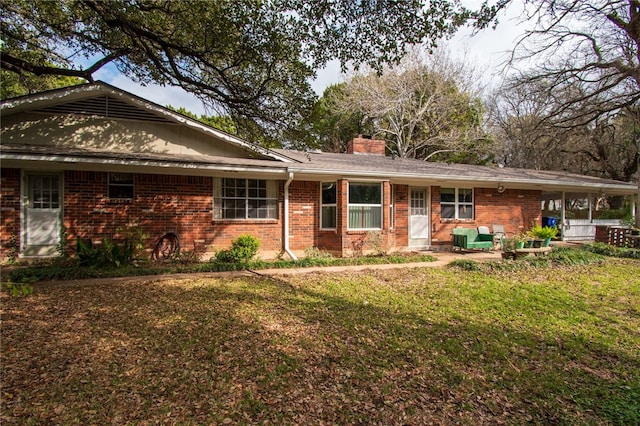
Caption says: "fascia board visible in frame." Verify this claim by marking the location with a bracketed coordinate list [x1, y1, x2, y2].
[288, 167, 637, 195]
[1, 152, 289, 176]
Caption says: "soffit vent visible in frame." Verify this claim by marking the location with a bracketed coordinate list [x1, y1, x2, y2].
[34, 95, 174, 123]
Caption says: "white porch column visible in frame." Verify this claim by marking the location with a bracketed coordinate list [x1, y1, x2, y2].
[561, 192, 567, 241]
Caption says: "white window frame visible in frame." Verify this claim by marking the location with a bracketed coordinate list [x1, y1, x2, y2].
[320, 182, 337, 230]
[440, 187, 474, 220]
[347, 182, 383, 230]
[213, 178, 278, 220]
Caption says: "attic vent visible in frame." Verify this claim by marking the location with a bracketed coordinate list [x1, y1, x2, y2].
[34, 95, 173, 123]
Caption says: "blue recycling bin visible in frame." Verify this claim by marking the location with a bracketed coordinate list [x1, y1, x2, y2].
[542, 216, 558, 228]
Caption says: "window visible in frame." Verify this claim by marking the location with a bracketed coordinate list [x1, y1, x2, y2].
[320, 182, 337, 229]
[440, 187, 473, 219]
[348, 182, 382, 229]
[108, 173, 134, 199]
[214, 178, 278, 219]
[30, 175, 60, 209]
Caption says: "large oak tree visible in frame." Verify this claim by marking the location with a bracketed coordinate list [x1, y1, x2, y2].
[1, 0, 501, 139]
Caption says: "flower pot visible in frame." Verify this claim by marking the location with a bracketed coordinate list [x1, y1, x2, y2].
[525, 240, 534, 248]
[516, 241, 525, 249]
[543, 237, 551, 247]
[532, 239, 543, 248]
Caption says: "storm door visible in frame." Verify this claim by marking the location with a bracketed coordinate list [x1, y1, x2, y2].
[409, 188, 430, 247]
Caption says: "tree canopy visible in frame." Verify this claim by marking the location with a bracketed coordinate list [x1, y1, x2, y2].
[1, 0, 502, 135]
[323, 48, 492, 163]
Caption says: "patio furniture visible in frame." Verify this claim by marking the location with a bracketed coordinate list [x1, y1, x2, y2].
[492, 224, 506, 241]
[452, 227, 494, 251]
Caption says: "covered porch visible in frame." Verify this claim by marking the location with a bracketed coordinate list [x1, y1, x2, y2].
[541, 191, 637, 242]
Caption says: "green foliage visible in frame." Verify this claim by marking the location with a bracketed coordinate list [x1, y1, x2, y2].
[1, 0, 499, 146]
[452, 247, 606, 273]
[216, 235, 260, 263]
[8, 251, 436, 283]
[0, 69, 84, 100]
[548, 247, 606, 265]
[448, 259, 481, 271]
[1, 281, 33, 297]
[167, 106, 239, 135]
[528, 224, 559, 239]
[584, 242, 640, 259]
[303, 83, 373, 152]
[76, 226, 148, 268]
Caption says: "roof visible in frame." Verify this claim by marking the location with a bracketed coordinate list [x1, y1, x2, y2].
[276, 149, 638, 195]
[0, 81, 297, 163]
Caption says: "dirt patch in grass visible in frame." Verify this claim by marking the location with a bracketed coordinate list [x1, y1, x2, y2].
[2, 260, 639, 424]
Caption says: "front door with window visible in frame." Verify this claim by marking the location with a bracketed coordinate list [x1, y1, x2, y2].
[23, 173, 62, 256]
[409, 188, 429, 247]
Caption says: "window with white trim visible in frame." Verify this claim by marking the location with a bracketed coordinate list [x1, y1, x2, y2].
[108, 173, 134, 199]
[440, 187, 474, 219]
[213, 178, 278, 219]
[320, 182, 337, 229]
[348, 182, 382, 229]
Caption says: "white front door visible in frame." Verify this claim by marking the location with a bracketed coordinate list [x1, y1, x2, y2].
[409, 188, 429, 247]
[23, 174, 62, 256]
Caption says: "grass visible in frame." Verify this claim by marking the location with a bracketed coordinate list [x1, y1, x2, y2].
[2, 258, 639, 424]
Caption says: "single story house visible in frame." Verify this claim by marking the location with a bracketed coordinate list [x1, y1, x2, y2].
[1, 82, 637, 260]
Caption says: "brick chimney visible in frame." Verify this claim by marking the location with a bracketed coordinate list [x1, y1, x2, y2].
[347, 135, 386, 155]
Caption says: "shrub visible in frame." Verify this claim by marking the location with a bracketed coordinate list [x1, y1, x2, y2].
[549, 247, 605, 265]
[448, 259, 481, 271]
[76, 226, 147, 268]
[216, 235, 260, 263]
[583, 242, 640, 259]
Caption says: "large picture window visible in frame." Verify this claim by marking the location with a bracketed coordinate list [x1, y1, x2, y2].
[440, 187, 474, 219]
[214, 178, 278, 219]
[108, 173, 134, 199]
[348, 182, 382, 229]
[320, 182, 337, 229]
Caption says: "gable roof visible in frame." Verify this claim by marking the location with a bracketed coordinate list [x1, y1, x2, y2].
[0, 81, 298, 163]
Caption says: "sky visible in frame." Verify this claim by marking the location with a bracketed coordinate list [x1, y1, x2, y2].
[95, 1, 526, 117]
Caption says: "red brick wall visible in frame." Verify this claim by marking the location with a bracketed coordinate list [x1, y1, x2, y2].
[64, 171, 284, 258]
[0, 168, 21, 261]
[430, 186, 542, 247]
[288, 180, 319, 252]
[1, 167, 547, 259]
[393, 185, 409, 248]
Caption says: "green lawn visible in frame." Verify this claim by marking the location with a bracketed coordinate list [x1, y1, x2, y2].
[2, 259, 639, 424]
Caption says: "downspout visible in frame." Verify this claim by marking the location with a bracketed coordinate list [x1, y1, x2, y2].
[283, 171, 298, 260]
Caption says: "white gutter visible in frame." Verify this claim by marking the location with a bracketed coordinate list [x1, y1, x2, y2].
[283, 172, 297, 261]
[1, 153, 288, 175]
[288, 167, 637, 194]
